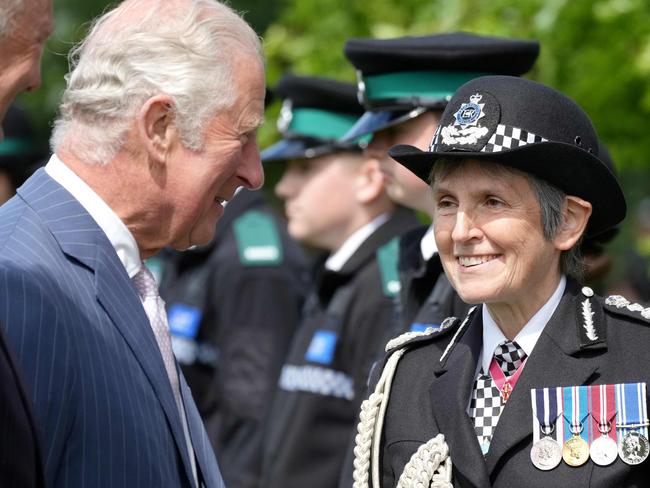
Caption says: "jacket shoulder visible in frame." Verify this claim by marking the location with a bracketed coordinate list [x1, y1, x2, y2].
[385, 314, 464, 353]
[603, 294, 650, 324]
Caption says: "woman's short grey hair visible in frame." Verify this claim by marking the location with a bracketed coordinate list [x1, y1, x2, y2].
[50, 0, 263, 165]
[0, 0, 25, 38]
[431, 159, 584, 280]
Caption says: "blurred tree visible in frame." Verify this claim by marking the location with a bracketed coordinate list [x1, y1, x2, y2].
[262, 0, 650, 173]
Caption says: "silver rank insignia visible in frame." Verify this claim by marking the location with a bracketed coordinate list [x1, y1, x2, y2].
[440, 93, 489, 146]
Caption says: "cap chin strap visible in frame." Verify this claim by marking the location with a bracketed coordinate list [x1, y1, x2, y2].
[351, 348, 453, 488]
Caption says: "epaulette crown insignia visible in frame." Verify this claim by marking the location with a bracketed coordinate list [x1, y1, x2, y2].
[605, 295, 650, 321]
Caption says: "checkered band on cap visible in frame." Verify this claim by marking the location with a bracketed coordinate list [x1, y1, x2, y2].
[428, 123, 547, 153]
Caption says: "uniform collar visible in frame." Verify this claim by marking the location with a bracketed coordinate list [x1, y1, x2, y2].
[45, 154, 141, 278]
[420, 224, 438, 261]
[479, 275, 566, 374]
[325, 212, 390, 271]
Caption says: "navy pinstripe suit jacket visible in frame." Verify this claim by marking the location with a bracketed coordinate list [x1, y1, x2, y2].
[0, 169, 225, 488]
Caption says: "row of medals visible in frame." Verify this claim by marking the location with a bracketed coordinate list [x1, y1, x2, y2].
[530, 425, 650, 470]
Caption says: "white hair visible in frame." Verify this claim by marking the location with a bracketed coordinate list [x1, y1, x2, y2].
[0, 0, 25, 38]
[50, 0, 263, 165]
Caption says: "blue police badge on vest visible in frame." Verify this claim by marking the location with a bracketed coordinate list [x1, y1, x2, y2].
[305, 330, 338, 365]
[167, 303, 202, 339]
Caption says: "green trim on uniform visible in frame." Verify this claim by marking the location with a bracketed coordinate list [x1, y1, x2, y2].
[0, 138, 33, 156]
[233, 210, 283, 266]
[289, 108, 360, 140]
[376, 236, 401, 297]
[362, 70, 491, 102]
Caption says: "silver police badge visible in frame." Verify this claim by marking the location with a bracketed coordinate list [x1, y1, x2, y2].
[440, 93, 489, 146]
[619, 431, 650, 465]
[530, 437, 562, 471]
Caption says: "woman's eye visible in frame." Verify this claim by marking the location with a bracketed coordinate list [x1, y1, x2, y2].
[485, 197, 505, 208]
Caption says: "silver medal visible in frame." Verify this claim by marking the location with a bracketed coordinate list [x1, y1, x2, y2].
[590, 435, 618, 466]
[530, 436, 562, 471]
[619, 431, 650, 465]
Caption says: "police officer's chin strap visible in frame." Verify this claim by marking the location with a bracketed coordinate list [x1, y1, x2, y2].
[352, 348, 452, 488]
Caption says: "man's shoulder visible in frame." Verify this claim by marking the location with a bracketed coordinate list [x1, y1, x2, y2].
[0, 195, 45, 254]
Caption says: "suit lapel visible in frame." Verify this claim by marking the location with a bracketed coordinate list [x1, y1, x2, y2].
[485, 282, 603, 476]
[19, 170, 198, 486]
[179, 373, 223, 488]
[429, 313, 491, 488]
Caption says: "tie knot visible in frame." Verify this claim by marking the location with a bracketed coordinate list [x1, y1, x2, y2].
[493, 341, 526, 376]
[132, 265, 158, 298]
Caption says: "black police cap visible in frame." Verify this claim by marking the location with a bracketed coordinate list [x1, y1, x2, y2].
[389, 75, 625, 237]
[262, 75, 366, 162]
[340, 32, 539, 141]
[273, 75, 365, 115]
[345, 32, 539, 77]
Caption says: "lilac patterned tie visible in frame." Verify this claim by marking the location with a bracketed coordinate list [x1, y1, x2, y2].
[132, 264, 198, 483]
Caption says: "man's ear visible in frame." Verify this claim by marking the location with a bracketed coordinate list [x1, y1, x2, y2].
[355, 158, 386, 204]
[553, 196, 593, 251]
[137, 95, 176, 164]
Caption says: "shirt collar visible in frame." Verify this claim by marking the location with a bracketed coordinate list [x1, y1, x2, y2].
[325, 212, 391, 272]
[420, 224, 438, 261]
[45, 154, 142, 278]
[480, 275, 567, 373]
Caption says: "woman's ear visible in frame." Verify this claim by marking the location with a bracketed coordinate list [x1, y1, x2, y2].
[137, 95, 176, 165]
[553, 196, 593, 251]
[355, 158, 386, 204]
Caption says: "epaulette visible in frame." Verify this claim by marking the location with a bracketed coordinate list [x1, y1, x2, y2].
[604, 294, 650, 322]
[385, 315, 460, 352]
[232, 210, 283, 266]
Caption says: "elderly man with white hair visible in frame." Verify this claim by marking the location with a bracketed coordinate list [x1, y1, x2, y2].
[0, 0, 264, 487]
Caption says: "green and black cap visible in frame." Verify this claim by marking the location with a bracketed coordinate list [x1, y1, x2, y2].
[341, 32, 539, 142]
[261, 75, 367, 162]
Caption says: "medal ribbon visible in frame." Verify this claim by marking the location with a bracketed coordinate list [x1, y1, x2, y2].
[531, 387, 562, 444]
[563, 385, 589, 442]
[589, 384, 617, 442]
[489, 356, 527, 403]
[616, 382, 648, 439]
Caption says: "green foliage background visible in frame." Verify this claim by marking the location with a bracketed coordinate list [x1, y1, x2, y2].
[14, 0, 650, 285]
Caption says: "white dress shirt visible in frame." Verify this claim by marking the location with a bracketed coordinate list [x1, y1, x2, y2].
[478, 275, 567, 376]
[420, 224, 438, 262]
[325, 212, 391, 271]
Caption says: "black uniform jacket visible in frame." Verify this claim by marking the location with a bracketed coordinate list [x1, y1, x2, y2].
[398, 225, 470, 333]
[379, 279, 650, 487]
[0, 325, 44, 487]
[260, 206, 419, 488]
[158, 189, 308, 488]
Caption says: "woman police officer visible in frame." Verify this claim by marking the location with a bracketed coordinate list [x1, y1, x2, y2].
[350, 75, 650, 488]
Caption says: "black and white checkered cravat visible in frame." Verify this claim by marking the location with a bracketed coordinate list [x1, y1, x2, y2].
[469, 340, 527, 455]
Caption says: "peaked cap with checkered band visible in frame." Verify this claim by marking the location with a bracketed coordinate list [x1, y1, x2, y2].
[389, 75, 626, 236]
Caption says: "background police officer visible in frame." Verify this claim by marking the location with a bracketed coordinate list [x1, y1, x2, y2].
[156, 160, 309, 487]
[259, 74, 420, 488]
